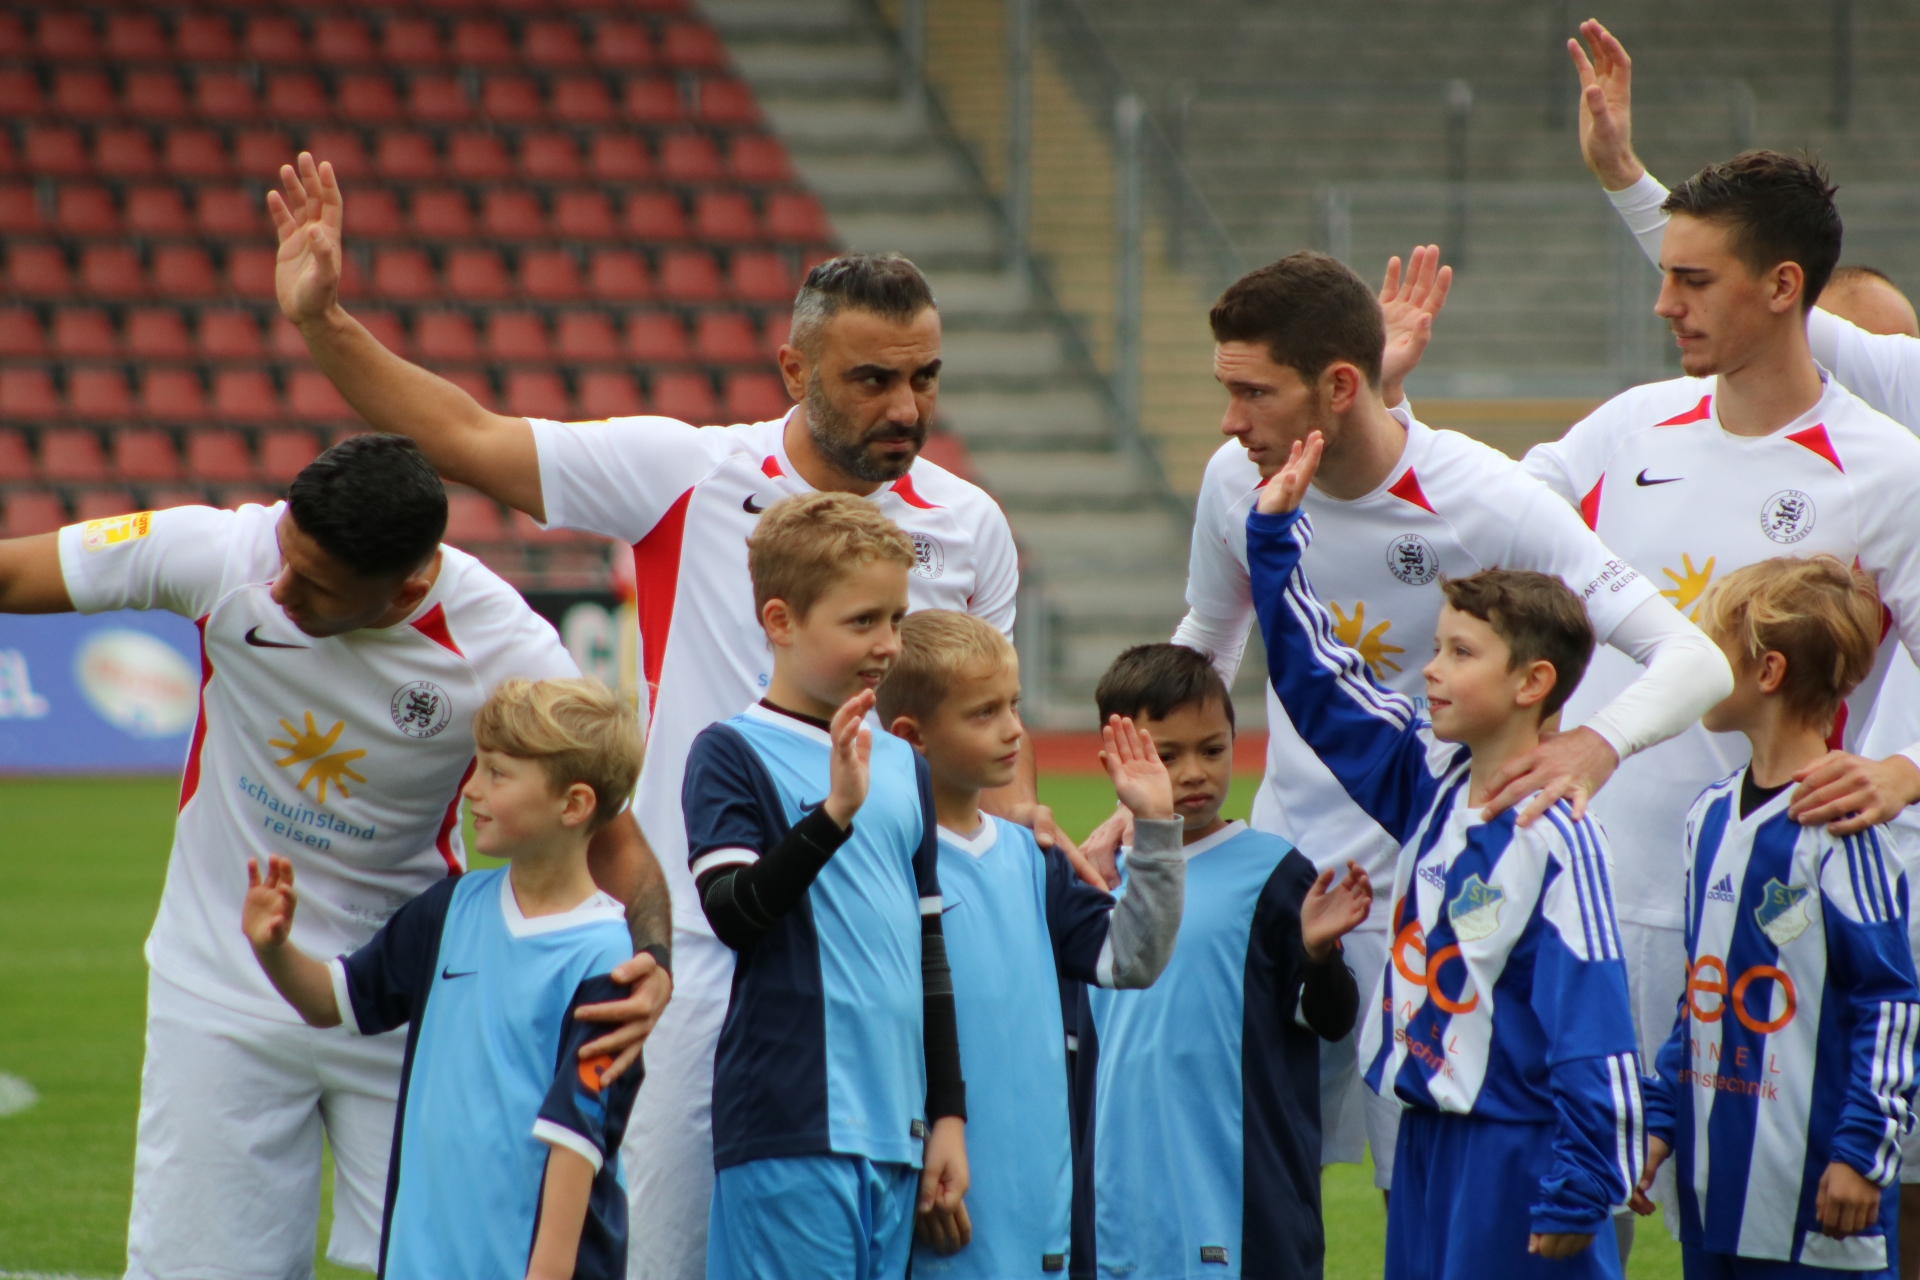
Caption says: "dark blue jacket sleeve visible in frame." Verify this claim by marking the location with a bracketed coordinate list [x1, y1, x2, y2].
[683, 724, 779, 868]
[1044, 847, 1119, 986]
[915, 753, 966, 1121]
[536, 973, 646, 1171]
[339, 875, 459, 1037]
[1245, 507, 1450, 844]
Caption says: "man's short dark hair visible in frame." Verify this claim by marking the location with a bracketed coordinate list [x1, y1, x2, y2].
[1210, 251, 1384, 389]
[1440, 570, 1594, 719]
[287, 434, 447, 579]
[1662, 150, 1842, 311]
[1095, 643, 1235, 731]
[790, 252, 937, 356]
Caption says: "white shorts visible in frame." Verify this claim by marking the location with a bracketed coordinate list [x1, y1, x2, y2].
[622, 930, 734, 1280]
[126, 971, 406, 1280]
[1318, 926, 1400, 1190]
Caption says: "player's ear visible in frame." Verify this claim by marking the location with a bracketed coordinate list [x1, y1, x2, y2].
[1754, 649, 1790, 696]
[777, 342, 809, 401]
[559, 780, 598, 828]
[1768, 261, 1806, 315]
[1323, 362, 1363, 414]
[1513, 658, 1558, 710]
[887, 713, 924, 747]
[760, 597, 796, 645]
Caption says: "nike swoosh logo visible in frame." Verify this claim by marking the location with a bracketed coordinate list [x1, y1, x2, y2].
[1635, 469, 1683, 487]
[440, 967, 477, 980]
[743, 494, 766, 514]
[244, 625, 308, 649]
[941, 902, 960, 914]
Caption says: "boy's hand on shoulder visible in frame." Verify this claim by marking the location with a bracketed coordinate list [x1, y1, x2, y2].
[1629, 1135, 1671, 1215]
[1527, 1232, 1594, 1260]
[823, 689, 875, 830]
[1100, 716, 1174, 821]
[1301, 861, 1371, 961]
[917, 1117, 970, 1253]
[242, 856, 298, 951]
[1251, 432, 1324, 516]
[1816, 1161, 1882, 1238]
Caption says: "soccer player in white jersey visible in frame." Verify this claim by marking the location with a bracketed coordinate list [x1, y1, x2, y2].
[0, 434, 672, 1279]
[1151, 250, 1727, 1200]
[266, 152, 1039, 1280]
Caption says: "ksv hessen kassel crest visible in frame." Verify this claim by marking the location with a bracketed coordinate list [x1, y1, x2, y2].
[390, 681, 453, 739]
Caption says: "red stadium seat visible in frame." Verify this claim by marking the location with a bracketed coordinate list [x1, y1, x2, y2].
[195, 73, 259, 122]
[659, 249, 722, 301]
[151, 246, 217, 299]
[522, 250, 584, 301]
[552, 77, 615, 125]
[579, 371, 644, 419]
[199, 310, 263, 359]
[694, 192, 759, 242]
[126, 309, 191, 359]
[764, 312, 792, 351]
[126, 72, 191, 122]
[766, 192, 830, 241]
[75, 490, 141, 522]
[725, 372, 789, 423]
[482, 76, 545, 124]
[96, 129, 162, 179]
[128, 186, 193, 236]
[68, 368, 135, 420]
[246, 16, 306, 64]
[0, 15, 20, 59]
[40, 429, 109, 482]
[148, 488, 207, 511]
[415, 312, 479, 360]
[588, 135, 651, 182]
[729, 136, 791, 184]
[212, 370, 281, 422]
[142, 369, 207, 420]
[9, 244, 70, 297]
[175, 14, 239, 62]
[343, 187, 401, 238]
[0, 70, 41, 118]
[165, 129, 229, 178]
[447, 249, 510, 300]
[232, 130, 294, 180]
[624, 78, 683, 124]
[483, 190, 546, 240]
[526, 20, 588, 68]
[270, 315, 307, 359]
[38, 13, 101, 60]
[106, 13, 169, 61]
[259, 429, 322, 484]
[408, 75, 472, 123]
[53, 70, 117, 120]
[659, 133, 720, 183]
[0, 185, 41, 234]
[265, 74, 331, 122]
[594, 21, 655, 68]
[698, 78, 760, 125]
[445, 492, 508, 545]
[694, 312, 760, 363]
[652, 372, 717, 423]
[442, 369, 496, 408]
[83, 245, 149, 298]
[730, 251, 793, 302]
[0, 430, 34, 481]
[26, 126, 90, 177]
[54, 308, 119, 357]
[556, 312, 620, 361]
[520, 132, 582, 181]
[0, 308, 44, 356]
[588, 250, 652, 301]
[374, 248, 438, 300]
[226, 247, 281, 299]
[661, 23, 727, 70]
[288, 371, 352, 422]
[448, 132, 511, 181]
[377, 132, 440, 180]
[554, 190, 615, 240]
[506, 371, 572, 419]
[383, 19, 445, 66]
[411, 188, 474, 238]
[3, 492, 68, 538]
[305, 130, 369, 178]
[314, 18, 375, 64]
[452, 19, 516, 67]
[57, 185, 119, 236]
[337, 75, 403, 126]
[114, 429, 183, 482]
[487, 312, 550, 360]
[188, 429, 257, 481]
[194, 187, 257, 238]
[0, 369, 61, 419]
[626, 312, 691, 361]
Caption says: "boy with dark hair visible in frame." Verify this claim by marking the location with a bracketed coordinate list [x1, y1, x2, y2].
[1071, 641, 1371, 1280]
[1248, 433, 1645, 1280]
[681, 492, 967, 1280]
[1634, 556, 1920, 1279]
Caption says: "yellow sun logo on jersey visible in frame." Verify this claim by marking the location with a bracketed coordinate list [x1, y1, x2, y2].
[269, 711, 368, 805]
[1330, 601, 1405, 677]
[1660, 554, 1716, 620]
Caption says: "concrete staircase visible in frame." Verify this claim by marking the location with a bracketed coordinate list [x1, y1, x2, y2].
[698, 0, 1195, 728]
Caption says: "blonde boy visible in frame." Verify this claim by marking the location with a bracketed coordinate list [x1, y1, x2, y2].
[878, 611, 1185, 1277]
[242, 677, 649, 1280]
[681, 493, 967, 1280]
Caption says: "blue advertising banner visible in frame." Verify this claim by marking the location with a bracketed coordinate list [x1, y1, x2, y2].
[0, 611, 201, 773]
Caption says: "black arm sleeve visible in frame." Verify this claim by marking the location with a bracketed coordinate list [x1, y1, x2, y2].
[694, 806, 852, 950]
[1298, 947, 1360, 1042]
[921, 909, 966, 1122]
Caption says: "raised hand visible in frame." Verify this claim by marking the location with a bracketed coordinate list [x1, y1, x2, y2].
[242, 855, 299, 951]
[1099, 715, 1174, 822]
[1301, 861, 1371, 960]
[1252, 432, 1324, 516]
[1569, 19, 1644, 191]
[266, 152, 346, 327]
[822, 688, 875, 830]
[1379, 245, 1453, 405]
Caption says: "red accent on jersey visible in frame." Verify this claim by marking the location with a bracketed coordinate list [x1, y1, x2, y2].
[179, 615, 213, 811]
[410, 603, 463, 655]
[633, 488, 694, 730]
[1785, 424, 1845, 472]
[891, 472, 939, 510]
[1657, 396, 1713, 426]
[1386, 469, 1435, 513]
[1828, 701, 1848, 752]
[434, 757, 476, 876]
[1882, 604, 1895, 642]
[761, 454, 783, 478]
[1580, 477, 1604, 530]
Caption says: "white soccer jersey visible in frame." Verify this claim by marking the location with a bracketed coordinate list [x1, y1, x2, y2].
[1523, 374, 1920, 928]
[1173, 419, 1655, 924]
[530, 410, 1019, 940]
[57, 504, 577, 1022]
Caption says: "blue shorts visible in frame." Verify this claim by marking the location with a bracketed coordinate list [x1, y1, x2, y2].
[1681, 1241, 1894, 1280]
[708, 1154, 918, 1280]
[1387, 1108, 1623, 1280]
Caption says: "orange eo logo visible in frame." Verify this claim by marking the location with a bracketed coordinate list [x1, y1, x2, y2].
[1687, 956, 1797, 1034]
[1392, 916, 1479, 1015]
[577, 1053, 616, 1093]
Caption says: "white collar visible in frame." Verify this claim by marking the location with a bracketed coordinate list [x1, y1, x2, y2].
[1130, 818, 1246, 862]
[938, 819, 999, 859]
[741, 700, 833, 748]
[497, 868, 625, 939]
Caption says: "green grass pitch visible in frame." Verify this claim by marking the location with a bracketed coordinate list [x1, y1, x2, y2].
[0, 774, 1679, 1278]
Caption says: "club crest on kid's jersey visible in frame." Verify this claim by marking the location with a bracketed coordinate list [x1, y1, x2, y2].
[269, 711, 367, 804]
[909, 531, 945, 579]
[1755, 880, 1812, 947]
[390, 681, 453, 739]
[1386, 533, 1439, 586]
[1759, 490, 1816, 545]
[1448, 874, 1505, 941]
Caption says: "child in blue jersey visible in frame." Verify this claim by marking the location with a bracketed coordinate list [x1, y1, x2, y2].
[876, 609, 1187, 1277]
[241, 677, 651, 1280]
[1247, 433, 1645, 1280]
[681, 492, 968, 1280]
[1069, 641, 1372, 1280]
[1633, 556, 1920, 1279]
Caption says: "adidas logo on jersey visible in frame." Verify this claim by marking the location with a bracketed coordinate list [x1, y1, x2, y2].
[1418, 863, 1448, 890]
[1707, 875, 1737, 903]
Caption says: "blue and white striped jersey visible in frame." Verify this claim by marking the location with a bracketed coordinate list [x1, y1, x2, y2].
[1247, 505, 1644, 1231]
[1644, 772, 1920, 1269]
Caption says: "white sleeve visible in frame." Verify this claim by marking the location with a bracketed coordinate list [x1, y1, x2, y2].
[1852, 446, 1920, 771]
[56, 505, 245, 620]
[1806, 309, 1920, 432]
[965, 499, 1019, 639]
[458, 582, 582, 695]
[1606, 172, 1670, 269]
[1579, 596, 1734, 759]
[1500, 480, 1656, 642]
[530, 416, 733, 543]
[1170, 466, 1254, 686]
